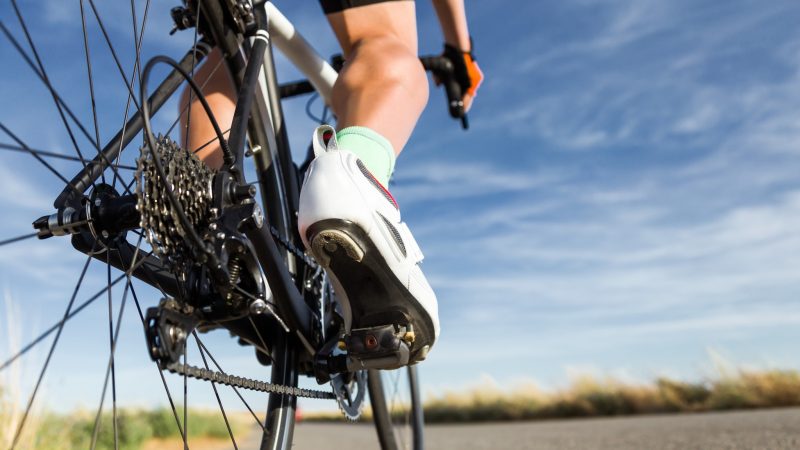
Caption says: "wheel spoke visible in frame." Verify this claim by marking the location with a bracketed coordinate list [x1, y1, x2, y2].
[0, 19, 133, 196]
[386, 370, 410, 449]
[124, 62, 227, 195]
[89, 276, 130, 450]
[0, 122, 86, 198]
[129, 284, 187, 442]
[247, 315, 272, 356]
[182, 0, 203, 150]
[165, 55, 226, 138]
[108, 258, 119, 448]
[193, 128, 232, 155]
[195, 336, 267, 431]
[1, 2, 217, 445]
[183, 344, 189, 450]
[78, 0, 102, 179]
[0, 249, 156, 373]
[0, 21, 97, 151]
[194, 332, 239, 450]
[9, 252, 94, 450]
[86, 0, 141, 113]
[130, 0, 146, 84]
[88, 234, 155, 449]
[112, 0, 152, 191]
[2, 4, 289, 445]
[0, 232, 37, 247]
[9, 0, 89, 168]
[0, 143, 136, 169]
[389, 371, 402, 416]
[122, 236, 188, 443]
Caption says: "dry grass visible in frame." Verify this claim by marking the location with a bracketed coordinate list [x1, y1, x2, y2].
[301, 368, 800, 424]
[142, 436, 233, 450]
[423, 369, 800, 423]
[0, 292, 72, 449]
[4, 367, 800, 446]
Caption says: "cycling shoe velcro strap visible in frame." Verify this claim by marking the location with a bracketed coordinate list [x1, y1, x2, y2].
[397, 221, 424, 263]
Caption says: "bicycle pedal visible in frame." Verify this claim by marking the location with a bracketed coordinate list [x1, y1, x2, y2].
[345, 324, 411, 370]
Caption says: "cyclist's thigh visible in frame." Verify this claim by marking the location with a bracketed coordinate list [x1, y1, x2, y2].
[321, 0, 418, 56]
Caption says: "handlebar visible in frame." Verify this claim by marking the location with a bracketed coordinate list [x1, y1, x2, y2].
[419, 55, 469, 130]
[278, 54, 469, 130]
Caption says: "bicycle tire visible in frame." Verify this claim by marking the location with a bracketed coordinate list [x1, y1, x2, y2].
[368, 366, 425, 450]
[0, 2, 300, 449]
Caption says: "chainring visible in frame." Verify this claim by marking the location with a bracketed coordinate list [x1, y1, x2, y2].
[331, 370, 367, 421]
[136, 135, 215, 269]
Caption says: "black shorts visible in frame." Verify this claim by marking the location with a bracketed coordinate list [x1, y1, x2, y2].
[320, 0, 412, 15]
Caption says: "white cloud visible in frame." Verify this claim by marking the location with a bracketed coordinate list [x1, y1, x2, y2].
[393, 160, 567, 206]
[0, 164, 56, 212]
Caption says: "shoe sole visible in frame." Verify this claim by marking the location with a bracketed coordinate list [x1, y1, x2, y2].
[307, 219, 434, 366]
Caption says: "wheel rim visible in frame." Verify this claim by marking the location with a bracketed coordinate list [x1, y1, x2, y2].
[369, 366, 423, 450]
[0, 2, 283, 448]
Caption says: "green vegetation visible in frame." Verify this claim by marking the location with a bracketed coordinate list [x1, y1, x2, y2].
[5, 368, 800, 448]
[0, 403, 245, 450]
[423, 369, 800, 423]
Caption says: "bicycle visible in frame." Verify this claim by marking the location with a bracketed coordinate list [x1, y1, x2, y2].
[0, 1, 468, 449]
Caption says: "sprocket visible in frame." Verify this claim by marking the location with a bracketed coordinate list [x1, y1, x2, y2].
[136, 135, 215, 269]
[331, 370, 367, 421]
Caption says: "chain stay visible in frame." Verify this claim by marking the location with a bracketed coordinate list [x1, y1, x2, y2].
[164, 361, 335, 399]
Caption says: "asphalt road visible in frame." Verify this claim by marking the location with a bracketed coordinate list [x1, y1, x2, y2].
[232, 407, 800, 449]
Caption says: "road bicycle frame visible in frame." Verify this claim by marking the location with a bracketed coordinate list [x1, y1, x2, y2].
[47, 0, 338, 362]
[5, 2, 455, 447]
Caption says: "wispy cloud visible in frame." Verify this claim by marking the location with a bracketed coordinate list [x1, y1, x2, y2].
[3, 0, 800, 412]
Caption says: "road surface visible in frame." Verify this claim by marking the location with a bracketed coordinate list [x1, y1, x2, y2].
[228, 407, 800, 449]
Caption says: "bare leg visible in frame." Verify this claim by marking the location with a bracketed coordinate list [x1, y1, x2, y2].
[179, 48, 235, 171]
[326, 2, 428, 156]
[182, 3, 426, 164]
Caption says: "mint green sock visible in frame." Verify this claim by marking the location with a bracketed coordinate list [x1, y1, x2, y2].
[336, 126, 396, 187]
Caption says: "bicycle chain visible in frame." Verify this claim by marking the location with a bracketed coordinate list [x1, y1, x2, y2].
[164, 361, 335, 399]
[138, 138, 334, 402]
[269, 225, 318, 269]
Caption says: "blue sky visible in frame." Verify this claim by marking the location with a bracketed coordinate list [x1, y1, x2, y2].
[2, 0, 800, 414]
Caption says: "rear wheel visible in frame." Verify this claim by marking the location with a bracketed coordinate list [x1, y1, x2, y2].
[0, 1, 299, 449]
[368, 366, 425, 450]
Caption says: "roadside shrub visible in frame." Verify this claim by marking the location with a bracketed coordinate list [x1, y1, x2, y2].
[67, 410, 153, 450]
[657, 378, 711, 411]
[423, 369, 800, 424]
[741, 370, 800, 407]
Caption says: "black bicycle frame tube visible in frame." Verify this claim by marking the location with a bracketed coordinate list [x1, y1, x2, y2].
[198, 0, 296, 272]
[260, 39, 301, 232]
[199, 1, 320, 350]
[243, 220, 318, 348]
[54, 41, 211, 209]
[248, 39, 298, 276]
[71, 233, 180, 298]
[261, 329, 298, 450]
[409, 365, 425, 450]
[228, 33, 267, 174]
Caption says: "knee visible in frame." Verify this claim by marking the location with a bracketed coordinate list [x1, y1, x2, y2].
[340, 35, 429, 105]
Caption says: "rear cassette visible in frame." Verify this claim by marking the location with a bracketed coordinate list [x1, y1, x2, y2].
[136, 135, 215, 269]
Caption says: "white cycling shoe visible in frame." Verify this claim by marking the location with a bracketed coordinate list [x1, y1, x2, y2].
[298, 125, 439, 368]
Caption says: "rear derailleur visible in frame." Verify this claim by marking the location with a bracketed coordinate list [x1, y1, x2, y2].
[136, 135, 283, 368]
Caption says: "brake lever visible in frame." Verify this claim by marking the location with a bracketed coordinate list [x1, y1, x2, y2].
[423, 57, 469, 130]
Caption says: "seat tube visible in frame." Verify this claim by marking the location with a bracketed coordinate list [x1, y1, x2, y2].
[261, 37, 301, 228]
